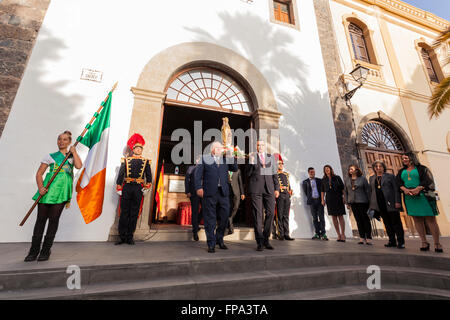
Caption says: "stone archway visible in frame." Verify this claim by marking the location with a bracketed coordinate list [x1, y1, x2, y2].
[111, 42, 281, 240]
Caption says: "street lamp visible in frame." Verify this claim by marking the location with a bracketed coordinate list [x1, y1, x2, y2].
[344, 64, 370, 100]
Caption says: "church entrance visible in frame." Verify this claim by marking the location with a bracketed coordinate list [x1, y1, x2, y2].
[150, 67, 256, 233]
[360, 120, 416, 237]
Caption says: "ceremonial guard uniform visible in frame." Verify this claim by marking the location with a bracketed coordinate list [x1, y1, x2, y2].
[116, 134, 152, 245]
[274, 154, 294, 241]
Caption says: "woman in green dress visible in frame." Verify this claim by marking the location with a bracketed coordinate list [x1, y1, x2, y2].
[396, 152, 443, 253]
[24, 131, 82, 262]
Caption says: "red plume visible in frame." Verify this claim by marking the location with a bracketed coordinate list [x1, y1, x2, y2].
[273, 153, 283, 163]
[127, 133, 145, 150]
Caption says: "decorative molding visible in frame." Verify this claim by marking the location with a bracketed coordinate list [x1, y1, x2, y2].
[343, 74, 431, 103]
[362, 0, 450, 32]
[130, 87, 166, 103]
[333, 0, 449, 36]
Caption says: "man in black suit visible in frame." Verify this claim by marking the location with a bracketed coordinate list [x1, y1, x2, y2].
[194, 141, 238, 253]
[302, 167, 328, 240]
[228, 168, 245, 235]
[247, 140, 280, 251]
[185, 156, 202, 241]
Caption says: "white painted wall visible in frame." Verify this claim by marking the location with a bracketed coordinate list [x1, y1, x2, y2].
[0, 0, 348, 242]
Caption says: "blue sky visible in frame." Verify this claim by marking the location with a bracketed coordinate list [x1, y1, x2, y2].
[402, 0, 450, 21]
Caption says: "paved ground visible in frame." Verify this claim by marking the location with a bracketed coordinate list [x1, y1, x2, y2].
[0, 237, 448, 272]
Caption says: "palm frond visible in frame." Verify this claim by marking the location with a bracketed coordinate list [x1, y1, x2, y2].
[429, 76, 450, 119]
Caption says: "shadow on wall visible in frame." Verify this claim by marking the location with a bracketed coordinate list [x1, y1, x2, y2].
[0, 26, 86, 241]
[185, 12, 350, 238]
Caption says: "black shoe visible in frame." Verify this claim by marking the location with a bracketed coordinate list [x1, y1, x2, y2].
[420, 242, 430, 251]
[127, 239, 135, 245]
[208, 246, 215, 253]
[278, 236, 284, 241]
[115, 239, 126, 245]
[24, 235, 42, 262]
[37, 236, 54, 262]
[257, 244, 264, 251]
[384, 242, 397, 248]
[397, 243, 405, 249]
[284, 236, 294, 241]
[264, 242, 274, 250]
[217, 243, 228, 250]
[193, 233, 199, 241]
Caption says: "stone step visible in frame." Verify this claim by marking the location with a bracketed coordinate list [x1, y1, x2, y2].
[1, 265, 448, 300]
[238, 284, 450, 300]
[1, 251, 449, 292]
[144, 227, 256, 241]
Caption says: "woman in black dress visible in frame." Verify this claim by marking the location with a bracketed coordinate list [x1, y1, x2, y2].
[321, 165, 346, 242]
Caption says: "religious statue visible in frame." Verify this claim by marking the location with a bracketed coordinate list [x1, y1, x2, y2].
[220, 117, 246, 158]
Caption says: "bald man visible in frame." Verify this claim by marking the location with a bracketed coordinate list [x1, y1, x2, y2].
[194, 142, 238, 253]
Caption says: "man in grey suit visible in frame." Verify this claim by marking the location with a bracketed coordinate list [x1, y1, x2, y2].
[228, 168, 245, 235]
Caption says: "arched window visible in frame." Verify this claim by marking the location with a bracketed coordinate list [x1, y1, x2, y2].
[166, 68, 252, 112]
[421, 47, 439, 83]
[361, 121, 404, 151]
[349, 23, 370, 63]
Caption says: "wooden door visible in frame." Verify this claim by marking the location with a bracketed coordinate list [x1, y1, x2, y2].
[363, 149, 416, 236]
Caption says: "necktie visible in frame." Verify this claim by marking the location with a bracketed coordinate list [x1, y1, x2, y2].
[260, 153, 265, 168]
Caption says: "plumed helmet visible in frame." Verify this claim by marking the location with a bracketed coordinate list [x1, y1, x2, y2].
[127, 133, 145, 150]
[273, 153, 283, 163]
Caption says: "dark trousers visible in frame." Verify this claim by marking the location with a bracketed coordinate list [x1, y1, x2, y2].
[251, 192, 275, 245]
[350, 203, 372, 239]
[118, 184, 142, 241]
[379, 210, 404, 245]
[190, 195, 202, 234]
[202, 188, 229, 248]
[228, 193, 240, 231]
[309, 199, 325, 236]
[276, 193, 291, 238]
[32, 203, 65, 238]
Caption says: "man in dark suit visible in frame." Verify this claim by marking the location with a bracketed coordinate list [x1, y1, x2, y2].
[247, 140, 280, 251]
[228, 168, 245, 235]
[194, 141, 238, 253]
[302, 167, 328, 240]
[185, 156, 202, 241]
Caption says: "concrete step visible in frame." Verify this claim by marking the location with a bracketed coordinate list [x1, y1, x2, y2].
[1, 251, 449, 292]
[1, 265, 449, 300]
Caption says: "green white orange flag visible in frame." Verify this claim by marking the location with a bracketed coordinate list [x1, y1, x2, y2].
[76, 92, 112, 224]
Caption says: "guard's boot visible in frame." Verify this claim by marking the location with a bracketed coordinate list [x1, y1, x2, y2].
[37, 236, 55, 261]
[24, 235, 43, 262]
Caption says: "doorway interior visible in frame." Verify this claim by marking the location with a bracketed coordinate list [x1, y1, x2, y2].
[151, 103, 254, 230]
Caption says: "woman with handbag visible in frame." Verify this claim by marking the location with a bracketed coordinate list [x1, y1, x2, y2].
[396, 152, 443, 253]
[344, 164, 372, 245]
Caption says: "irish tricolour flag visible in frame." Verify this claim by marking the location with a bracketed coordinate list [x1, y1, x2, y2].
[76, 92, 112, 224]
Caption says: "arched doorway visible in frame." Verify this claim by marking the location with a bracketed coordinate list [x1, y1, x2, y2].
[358, 117, 416, 236]
[110, 42, 281, 241]
[154, 66, 255, 229]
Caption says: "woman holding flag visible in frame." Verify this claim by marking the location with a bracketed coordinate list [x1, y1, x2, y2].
[24, 131, 83, 262]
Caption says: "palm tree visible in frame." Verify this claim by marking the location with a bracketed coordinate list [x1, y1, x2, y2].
[428, 28, 450, 119]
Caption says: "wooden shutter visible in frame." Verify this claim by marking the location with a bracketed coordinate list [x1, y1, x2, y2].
[349, 23, 370, 63]
[274, 1, 292, 24]
[421, 48, 439, 83]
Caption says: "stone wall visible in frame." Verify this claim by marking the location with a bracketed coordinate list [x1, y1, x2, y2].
[312, 0, 359, 174]
[0, 0, 50, 137]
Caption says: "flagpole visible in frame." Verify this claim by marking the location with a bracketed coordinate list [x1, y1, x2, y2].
[19, 82, 118, 226]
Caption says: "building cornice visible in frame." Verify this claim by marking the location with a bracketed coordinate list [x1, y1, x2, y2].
[359, 0, 449, 32]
